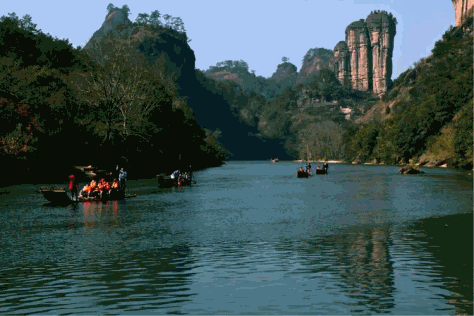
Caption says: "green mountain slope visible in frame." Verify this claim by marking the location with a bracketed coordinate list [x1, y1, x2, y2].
[346, 16, 473, 169]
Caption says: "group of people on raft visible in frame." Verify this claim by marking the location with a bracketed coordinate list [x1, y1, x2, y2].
[79, 178, 121, 199]
[298, 162, 329, 175]
[170, 168, 192, 186]
[67, 166, 128, 201]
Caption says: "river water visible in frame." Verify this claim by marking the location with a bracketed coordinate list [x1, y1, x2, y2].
[0, 161, 472, 315]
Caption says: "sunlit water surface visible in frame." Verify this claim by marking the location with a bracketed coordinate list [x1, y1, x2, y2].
[0, 162, 472, 314]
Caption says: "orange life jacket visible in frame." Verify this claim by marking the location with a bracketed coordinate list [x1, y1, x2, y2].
[112, 182, 118, 189]
[90, 181, 96, 188]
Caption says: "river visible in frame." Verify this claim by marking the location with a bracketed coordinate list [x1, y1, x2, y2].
[0, 161, 472, 315]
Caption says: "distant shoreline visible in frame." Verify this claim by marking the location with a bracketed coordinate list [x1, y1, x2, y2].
[292, 160, 344, 164]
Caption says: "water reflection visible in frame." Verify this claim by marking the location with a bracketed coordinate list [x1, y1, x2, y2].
[280, 224, 395, 314]
[1, 243, 198, 314]
[82, 201, 119, 230]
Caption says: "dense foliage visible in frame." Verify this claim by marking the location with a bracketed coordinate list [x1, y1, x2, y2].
[0, 11, 228, 186]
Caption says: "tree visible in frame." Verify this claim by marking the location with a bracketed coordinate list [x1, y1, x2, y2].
[281, 56, 289, 63]
[121, 5, 131, 18]
[163, 14, 171, 27]
[19, 14, 37, 33]
[77, 41, 176, 145]
[135, 13, 149, 25]
[149, 10, 161, 27]
[107, 3, 115, 14]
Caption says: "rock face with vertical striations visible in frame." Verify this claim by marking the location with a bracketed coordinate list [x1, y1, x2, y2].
[366, 12, 396, 97]
[333, 41, 350, 86]
[334, 11, 396, 97]
[452, 0, 474, 26]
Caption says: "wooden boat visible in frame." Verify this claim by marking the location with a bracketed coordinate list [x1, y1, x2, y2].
[77, 192, 137, 202]
[157, 174, 192, 188]
[40, 188, 136, 204]
[315, 169, 328, 175]
[297, 170, 311, 178]
[40, 189, 73, 204]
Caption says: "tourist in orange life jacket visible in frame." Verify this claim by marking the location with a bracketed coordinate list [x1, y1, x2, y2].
[90, 180, 100, 198]
[104, 182, 111, 198]
[97, 181, 105, 198]
[80, 184, 91, 199]
[111, 179, 119, 190]
[111, 178, 119, 197]
[68, 174, 78, 201]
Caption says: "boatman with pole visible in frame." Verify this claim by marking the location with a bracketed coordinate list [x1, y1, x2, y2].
[119, 167, 127, 193]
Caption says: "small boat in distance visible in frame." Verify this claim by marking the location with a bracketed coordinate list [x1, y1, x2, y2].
[297, 168, 311, 178]
[157, 172, 192, 188]
[315, 162, 329, 174]
[271, 157, 279, 163]
[315, 168, 328, 175]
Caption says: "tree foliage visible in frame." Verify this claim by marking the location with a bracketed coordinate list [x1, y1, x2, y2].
[0, 10, 227, 185]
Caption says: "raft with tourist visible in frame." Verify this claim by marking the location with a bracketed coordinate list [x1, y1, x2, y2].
[40, 165, 136, 204]
[157, 167, 193, 188]
[297, 163, 313, 178]
[315, 162, 329, 175]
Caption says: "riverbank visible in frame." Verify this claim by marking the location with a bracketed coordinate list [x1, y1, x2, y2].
[292, 160, 344, 164]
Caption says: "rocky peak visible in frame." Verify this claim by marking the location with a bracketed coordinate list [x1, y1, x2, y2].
[334, 11, 397, 97]
[271, 62, 297, 83]
[297, 48, 335, 84]
[83, 6, 196, 93]
[85, 9, 132, 49]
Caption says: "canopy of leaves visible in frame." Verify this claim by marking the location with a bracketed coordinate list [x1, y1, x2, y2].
[0, 11, 227, 185]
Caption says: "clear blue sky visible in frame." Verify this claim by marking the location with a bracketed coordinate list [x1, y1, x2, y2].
[4, 0, 454, 80]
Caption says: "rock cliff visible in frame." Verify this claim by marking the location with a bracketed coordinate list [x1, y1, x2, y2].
[334, 11, 396, 97]
[297, 48, 334, 84]
[84, 9, 133, 50]
[333, 41, 350, 86]
[452, 0, 474, 26]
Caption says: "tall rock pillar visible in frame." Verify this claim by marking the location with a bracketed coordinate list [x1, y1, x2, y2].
[367, 12, 396, 96]
[333, 41, 350, 86]
[452, 0, 474, 26]
[345, 19, 369, 91]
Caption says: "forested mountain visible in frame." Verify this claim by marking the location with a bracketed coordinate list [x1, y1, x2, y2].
[0, 9, 229, 185]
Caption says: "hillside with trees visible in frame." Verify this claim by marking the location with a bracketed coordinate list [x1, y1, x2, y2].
[0, 9, 229, 186]
[344, 16, 473, 169]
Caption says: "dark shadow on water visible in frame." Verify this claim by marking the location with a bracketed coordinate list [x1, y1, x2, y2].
[409, 213, 473, 315]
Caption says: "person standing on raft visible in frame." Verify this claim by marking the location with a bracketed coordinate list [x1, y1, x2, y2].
[119, 168, 127, 193]
[68, 173, 78, 201]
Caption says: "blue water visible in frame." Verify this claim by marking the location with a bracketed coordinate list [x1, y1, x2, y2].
[0, 161, 472, 314]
